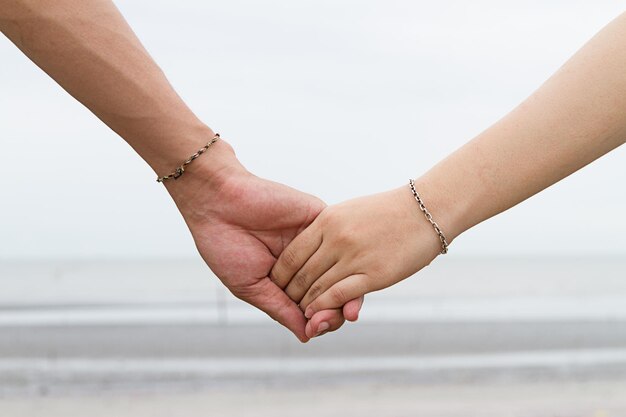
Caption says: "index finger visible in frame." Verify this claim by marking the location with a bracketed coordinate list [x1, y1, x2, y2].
[270, 220, 322, 289]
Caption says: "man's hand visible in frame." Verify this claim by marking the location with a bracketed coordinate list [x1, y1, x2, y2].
[0, 0, 362, 340]
[167, 140, 362, 342]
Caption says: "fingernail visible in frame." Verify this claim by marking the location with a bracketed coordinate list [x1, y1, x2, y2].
[315, 322, 330, 336]
[304, 306, 313, 319]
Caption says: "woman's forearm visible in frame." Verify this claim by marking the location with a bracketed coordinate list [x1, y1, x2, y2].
[0, 0, 231, 176]
[272, 12, 626, 325]
[416, 12, 626, 241]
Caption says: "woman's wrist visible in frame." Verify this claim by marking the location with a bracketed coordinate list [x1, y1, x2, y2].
[408, 174, 471, 246]
[389, 186, 445, 265]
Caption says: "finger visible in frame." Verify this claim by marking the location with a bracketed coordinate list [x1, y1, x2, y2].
[269, 221, 322, 289]
[305, 308, 345, 339]
[306, 296, 364, 338]
[284, 249, 336, 304]
[304, 274, 371, 319]
[343, 296, 364, 322]
[299, 262, 348, 311]
[239, 277, 310, 343]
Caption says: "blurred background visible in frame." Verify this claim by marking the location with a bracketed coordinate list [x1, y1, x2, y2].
[1, 1, 625, 416]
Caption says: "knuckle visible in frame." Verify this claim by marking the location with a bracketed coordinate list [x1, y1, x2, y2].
[368, 262, 390, 280]
[320, 207, 340, 227]
[362, 276, 377, 293]
[280, 247, 299, 270]
[306, 283, 324, 301]
[330, 287, 347, 305]
[292, 270, 310, 289]
[228, 285, 248, 301]
[335, 228, 357, 245]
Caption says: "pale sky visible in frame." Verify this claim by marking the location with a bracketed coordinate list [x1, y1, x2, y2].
[0, 1, 624, 260]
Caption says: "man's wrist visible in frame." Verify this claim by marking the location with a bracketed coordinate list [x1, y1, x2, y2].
[163, 136, 248, 222]
[138, 120, 243, 196]
[164, 138, 242, 189]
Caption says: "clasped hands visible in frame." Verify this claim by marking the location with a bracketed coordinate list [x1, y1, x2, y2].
[168, 139, 443, 342]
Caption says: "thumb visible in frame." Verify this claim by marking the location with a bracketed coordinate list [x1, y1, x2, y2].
[237, 277, 310, 343]
[343, 296, 364, 322]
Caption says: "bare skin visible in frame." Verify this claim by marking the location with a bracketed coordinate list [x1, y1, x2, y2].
[0, 0, 363, 342]
[272, 12, 626, 332]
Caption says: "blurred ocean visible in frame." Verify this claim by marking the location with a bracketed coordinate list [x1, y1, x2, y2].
[1, 255, 626, 415]
[2, 256, 626, 323]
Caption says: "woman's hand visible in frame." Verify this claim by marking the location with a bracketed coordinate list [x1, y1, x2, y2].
[270, 185, 445, 322]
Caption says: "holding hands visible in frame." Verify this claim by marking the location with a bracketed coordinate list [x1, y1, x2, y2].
[165, 140, 364, 342]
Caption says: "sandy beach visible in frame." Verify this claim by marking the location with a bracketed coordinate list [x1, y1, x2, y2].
[1, 380, 626, 417]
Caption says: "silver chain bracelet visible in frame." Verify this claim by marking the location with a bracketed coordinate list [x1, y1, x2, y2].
[408, 179, 449, 254]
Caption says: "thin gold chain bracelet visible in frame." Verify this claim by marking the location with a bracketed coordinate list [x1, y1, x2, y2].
[408, 179, 449, 254]
[156, 133, 220, 183]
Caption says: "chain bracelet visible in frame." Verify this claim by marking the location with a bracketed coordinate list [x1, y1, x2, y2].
[408, 179, 449, 255]
[156, 133, 220, 183]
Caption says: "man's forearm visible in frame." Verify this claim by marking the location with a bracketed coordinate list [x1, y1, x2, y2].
[0, 0, 360, 339]
[416, 12, 626, 241]
[0, 0, 224, 175]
